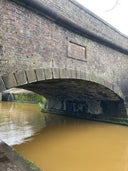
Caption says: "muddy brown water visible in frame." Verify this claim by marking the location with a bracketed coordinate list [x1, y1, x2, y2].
[0, 102, 128, 171]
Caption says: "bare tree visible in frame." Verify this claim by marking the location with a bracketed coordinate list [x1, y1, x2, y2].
[105, 0, 119, 12]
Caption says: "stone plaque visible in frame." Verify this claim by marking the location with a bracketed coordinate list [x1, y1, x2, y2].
[68, 41, 86, 61]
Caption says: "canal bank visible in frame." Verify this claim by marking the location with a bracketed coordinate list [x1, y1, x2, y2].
[0, 140, 42, 171]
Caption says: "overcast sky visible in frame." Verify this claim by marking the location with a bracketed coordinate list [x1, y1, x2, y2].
[76, 0, 128, 36]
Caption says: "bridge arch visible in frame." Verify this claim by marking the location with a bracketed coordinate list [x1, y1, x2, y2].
[0, 67, 123, 99]
[0, 67, 126, 118]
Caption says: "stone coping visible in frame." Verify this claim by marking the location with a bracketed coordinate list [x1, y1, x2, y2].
[0, 140, 42, 171]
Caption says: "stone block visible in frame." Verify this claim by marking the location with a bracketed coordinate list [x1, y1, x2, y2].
[60, 68, 69, 79]
[86, 73, 91, 81]
[25, 69, 37, 83]
[60, 68, 67, 79]
[52, 68, 60, 79]
[76, 70, 81, 79]
[44, 68, 53, 80]
[35, 68, 45, 81]
[89, 74, 97, 83]
[80, 71, 86, 80]
[71, 69, 77, 79]
[14, 70, 28, 86]
[2, 73, 17, 89]
[0, 77, 6, 92]
[66, 69, 72, 78]
[94, 76, 104, 86]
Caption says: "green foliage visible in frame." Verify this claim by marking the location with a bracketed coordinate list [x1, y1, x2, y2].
[13, 92, 47, 111]
[14, 93, 46, 104]
[38, 102, 47, 112]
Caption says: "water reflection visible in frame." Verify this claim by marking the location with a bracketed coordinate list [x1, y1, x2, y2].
[0, 102, 45, 145]
[14, 114, 128, 171]
[15, 111, 128, 171]
[1, 102, 128, 171]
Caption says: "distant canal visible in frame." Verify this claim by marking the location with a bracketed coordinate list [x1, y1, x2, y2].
[0, 102, 128, 171]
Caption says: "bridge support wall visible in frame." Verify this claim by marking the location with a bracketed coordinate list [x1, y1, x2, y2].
[44, 97, 127, 119]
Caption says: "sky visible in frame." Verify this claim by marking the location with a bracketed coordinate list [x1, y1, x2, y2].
[76, 0, 128, 36]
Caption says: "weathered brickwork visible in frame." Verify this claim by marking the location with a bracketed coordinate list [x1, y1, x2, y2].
[12, 0, 128, 49]
[1, 0, 67, 72]
[1, 0, 128, 111]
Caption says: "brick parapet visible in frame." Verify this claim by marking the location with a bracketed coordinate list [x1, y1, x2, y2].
[12, 0, 128, 54]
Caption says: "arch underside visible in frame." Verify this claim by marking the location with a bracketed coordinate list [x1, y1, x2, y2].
[20, 79, 120, 101]
[0, 67, 127, 118]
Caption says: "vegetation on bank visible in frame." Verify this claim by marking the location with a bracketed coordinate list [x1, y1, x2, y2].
[14, 93, 46, 104]
[2, 91, 47, 111]
[13, 93, 47, 111]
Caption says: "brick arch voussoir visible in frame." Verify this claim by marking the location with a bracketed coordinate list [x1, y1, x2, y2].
[0, 67, 124, 100]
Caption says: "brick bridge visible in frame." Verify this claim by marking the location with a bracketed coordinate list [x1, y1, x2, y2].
[1, 0, 128, 120]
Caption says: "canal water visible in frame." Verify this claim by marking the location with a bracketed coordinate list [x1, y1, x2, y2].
[0, 102, 128, 171]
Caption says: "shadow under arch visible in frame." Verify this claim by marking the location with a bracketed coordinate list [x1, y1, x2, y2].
[0, 67, 127, 118]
